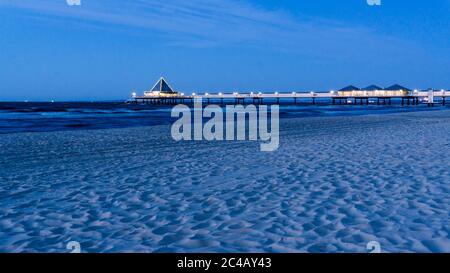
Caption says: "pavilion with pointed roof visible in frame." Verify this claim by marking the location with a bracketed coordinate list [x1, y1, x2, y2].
[338, 85, 363, 96]
[384, 84, 411, 92]
[150, 77, 176, 93]
[339, 85, 360, 92]
[144, 77, 178, 97]
[338, 84, 412, 97]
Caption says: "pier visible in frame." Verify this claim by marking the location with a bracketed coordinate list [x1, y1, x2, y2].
[132, 91, 449, 107]
[131, 78, 448, 107]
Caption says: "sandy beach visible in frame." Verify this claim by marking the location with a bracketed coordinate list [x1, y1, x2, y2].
[0, 110, 449, 253]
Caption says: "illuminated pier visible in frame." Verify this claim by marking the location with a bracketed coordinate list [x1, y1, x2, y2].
[131, 78, 449, 107]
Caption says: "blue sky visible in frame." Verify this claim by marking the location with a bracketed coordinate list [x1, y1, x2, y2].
[0, 0, 449, 100]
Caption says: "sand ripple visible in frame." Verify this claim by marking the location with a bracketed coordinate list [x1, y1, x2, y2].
[0, 110, 449, 252]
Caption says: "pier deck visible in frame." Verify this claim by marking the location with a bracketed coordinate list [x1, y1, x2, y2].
[132, 91, 449, 107]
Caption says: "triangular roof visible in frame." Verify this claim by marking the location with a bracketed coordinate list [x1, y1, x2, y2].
[151, 77, 175, 93]
[384, 84, 411, 91]
[339, 85, 360, 91]
[363, 85, 383, 91]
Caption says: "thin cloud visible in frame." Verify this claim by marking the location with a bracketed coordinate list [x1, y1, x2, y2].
[1, 0, 417, 57]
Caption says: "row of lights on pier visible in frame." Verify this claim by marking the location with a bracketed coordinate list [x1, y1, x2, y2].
[189, 91, 319, 96]
[133, 89, 447, 97]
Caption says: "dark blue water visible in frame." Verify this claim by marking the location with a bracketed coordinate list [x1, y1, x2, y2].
[0, 101, 446, 134]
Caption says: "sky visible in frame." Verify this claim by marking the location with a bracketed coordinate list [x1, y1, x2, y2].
[0, 0, 449, 101]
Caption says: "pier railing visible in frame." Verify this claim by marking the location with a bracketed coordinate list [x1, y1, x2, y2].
[131, 90, 449, 106]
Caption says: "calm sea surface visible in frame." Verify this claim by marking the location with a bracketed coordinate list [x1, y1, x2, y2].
[0, 101, 446, 134]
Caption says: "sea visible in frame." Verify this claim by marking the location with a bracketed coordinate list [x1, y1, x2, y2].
[0, 100, 446, 134]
